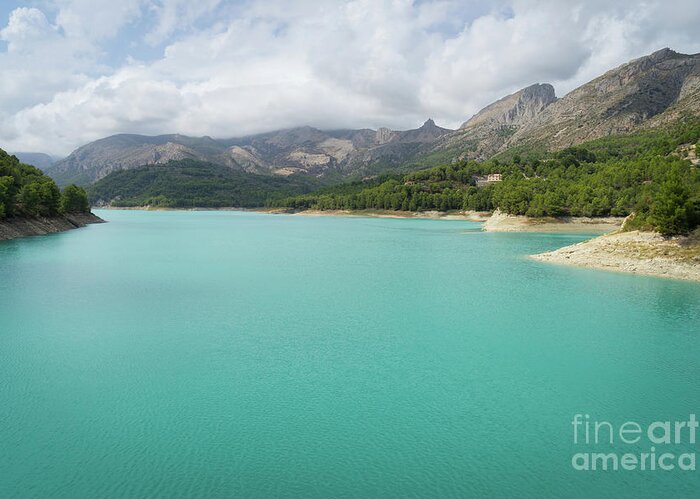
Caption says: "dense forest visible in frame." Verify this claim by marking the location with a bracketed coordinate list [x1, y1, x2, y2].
[271, 121, 700, 235]
[0, 149, 90, 219]
[87, 159, 325, 208]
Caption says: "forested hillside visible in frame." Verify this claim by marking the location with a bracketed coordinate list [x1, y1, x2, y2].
[87, 159, 326, 208]
[271, 121, 700, 235]
[0, 149, 90, 219]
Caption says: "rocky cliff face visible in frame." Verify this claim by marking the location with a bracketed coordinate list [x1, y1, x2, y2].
[431, 83, 557, 161]
[508, 48, 700, 149]
[460, 83, 557, 130]
[375, 127, 395, 144]
[427, 49, 700, 161]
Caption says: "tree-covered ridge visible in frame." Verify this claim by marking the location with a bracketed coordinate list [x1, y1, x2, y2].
[0, 149, 90, 219]
[270, 121, 700, 235]
[87, 159, 326, 208]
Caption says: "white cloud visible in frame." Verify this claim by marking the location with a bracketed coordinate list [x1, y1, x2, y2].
[144, 0, 222, 45]
[1, 0, 699, 156]
[54, 0, 144, 41]
[1, 7, 55, 50]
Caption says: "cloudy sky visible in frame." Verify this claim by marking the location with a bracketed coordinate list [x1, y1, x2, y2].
[1, 0, 699, 156]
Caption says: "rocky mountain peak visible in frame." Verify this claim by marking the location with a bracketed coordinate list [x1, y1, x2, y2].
[647, 47, 678, 62]
[521, 83, 556, 102]
[460, 83, 557, 130]
[507, 48, 700, 150]
[396, 119, 451, 143]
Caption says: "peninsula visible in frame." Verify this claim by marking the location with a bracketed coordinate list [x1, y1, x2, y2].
[0, 149, 103, 242]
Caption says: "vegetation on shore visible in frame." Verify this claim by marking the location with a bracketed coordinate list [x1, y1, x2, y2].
[88, 159, 325, 208]
[270, 121, 700, 235]
[0, 149, 90, 219]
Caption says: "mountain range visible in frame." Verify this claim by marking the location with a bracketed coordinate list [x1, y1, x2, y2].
[42, 48, 700, 187]
[46, 120, 452, 186]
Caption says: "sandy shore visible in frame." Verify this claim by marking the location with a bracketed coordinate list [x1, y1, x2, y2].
[531, 230, 700, 282]
[280, 209, 491, 221]
[482, 209, 624, 233]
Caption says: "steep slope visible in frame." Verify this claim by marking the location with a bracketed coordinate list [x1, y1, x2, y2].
[428, 83, 557, 161]
[460, 84, 557, 129]
[508, 48, 700, 149]
[47, 134, 230, 185]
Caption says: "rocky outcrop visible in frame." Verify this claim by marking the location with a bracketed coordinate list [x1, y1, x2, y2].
[509, 48, 700, 149]
[227, 146, 268, 173]
[428, 49, 700, 161]
[375, 127, 395, 144]
[397, 119, 451, 143]
[432, 84, 557, 161]
[460, 83, 557, 129]
[0, 213, 105, 242]
[482, 209, 624, 233]
[531, 230, 700, 282]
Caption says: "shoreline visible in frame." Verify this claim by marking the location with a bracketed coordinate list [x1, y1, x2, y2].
[271, 208, 492, 221]
[530, 230, 700, 282]
[99, 205, 627, 233]
[482, 209, 624, 233]
[56, 207, 700, 282]
[0, 213, 105, 242]
[98, 206, 624, 229]
[98, 206, 493, 221]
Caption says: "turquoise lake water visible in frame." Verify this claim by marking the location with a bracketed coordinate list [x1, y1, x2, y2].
[0, 210, 698, 498]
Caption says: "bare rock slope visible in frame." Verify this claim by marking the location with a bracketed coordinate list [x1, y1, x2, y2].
[508, 48, 700, 150]
[531, 230, 700, 282]
[432, 83, 557, 160]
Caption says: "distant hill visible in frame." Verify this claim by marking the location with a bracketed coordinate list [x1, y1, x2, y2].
[12, 152, 55, 170]
[47, 120, 453, 186]
[87, 159, 325, 208]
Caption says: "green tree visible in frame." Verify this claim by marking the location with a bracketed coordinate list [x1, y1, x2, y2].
[18, 179, 60, 216]
[0, 175, 14, 219]
[18, 182, 42, 215]
[649, 174, 694, 235]
[38, 179, 61, 216]
[60, 184, 90, 213]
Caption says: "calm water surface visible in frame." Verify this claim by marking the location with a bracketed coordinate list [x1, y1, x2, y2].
[0, 210, 698, 498]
